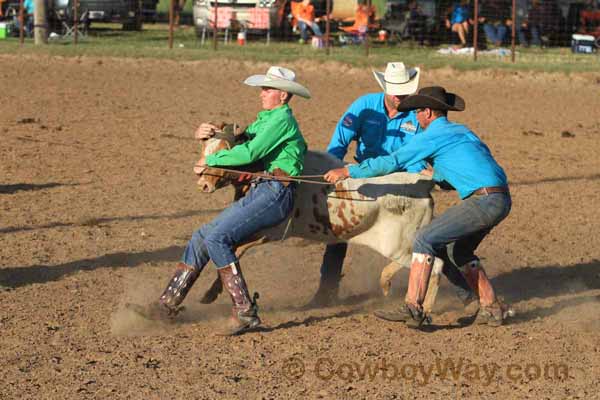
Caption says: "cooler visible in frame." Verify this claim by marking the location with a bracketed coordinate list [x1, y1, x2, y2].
[571, 34, 598, 54]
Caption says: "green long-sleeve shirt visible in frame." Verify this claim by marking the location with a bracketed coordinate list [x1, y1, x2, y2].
[205, 104, 307, 176]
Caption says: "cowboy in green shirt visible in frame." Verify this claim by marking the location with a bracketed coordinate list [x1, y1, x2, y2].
[135, 66, 310, 336]
[205, 102, 306, 177]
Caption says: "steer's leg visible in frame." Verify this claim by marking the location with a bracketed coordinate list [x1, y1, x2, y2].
[199, 236, 268, 304]
[380, 260, 403, 297]
[379, 251, 413, 296]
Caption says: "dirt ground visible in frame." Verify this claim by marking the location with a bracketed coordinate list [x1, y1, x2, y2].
[1, 54, 600, 399]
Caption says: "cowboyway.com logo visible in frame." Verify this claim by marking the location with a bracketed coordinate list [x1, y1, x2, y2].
[281, 357, 569, 385]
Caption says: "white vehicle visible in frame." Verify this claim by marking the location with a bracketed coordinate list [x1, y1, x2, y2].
[192, 0, 280, 37]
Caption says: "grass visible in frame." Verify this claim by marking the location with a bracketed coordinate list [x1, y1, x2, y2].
[1, 23, 599, 73]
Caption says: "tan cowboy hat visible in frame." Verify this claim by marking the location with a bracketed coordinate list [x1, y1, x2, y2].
[244, 66, 311, 99]
[397, 86, 466, 112]
[372, 62, 420, 96]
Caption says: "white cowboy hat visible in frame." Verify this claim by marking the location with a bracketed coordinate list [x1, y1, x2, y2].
[372, 62, 420, 96]
[244, 66, 311, 99]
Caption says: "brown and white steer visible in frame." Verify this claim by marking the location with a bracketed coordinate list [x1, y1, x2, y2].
[195, 130, 445, 313]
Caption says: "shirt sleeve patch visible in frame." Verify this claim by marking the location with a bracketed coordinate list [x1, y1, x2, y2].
[342, 114, 355, 128]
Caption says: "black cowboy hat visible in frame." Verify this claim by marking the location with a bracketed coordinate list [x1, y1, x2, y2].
[397, 86, 466, 112]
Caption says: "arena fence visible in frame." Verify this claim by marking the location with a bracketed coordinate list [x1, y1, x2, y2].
[3, 0, 600, 62]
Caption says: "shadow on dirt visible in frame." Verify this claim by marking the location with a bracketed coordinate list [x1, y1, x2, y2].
[493, 260, 600, 301]
[0, 182, 66, 194]
[0, 245, 184, 288]
[255, 310, 359, 333]
[491, 259, 600, 324]
[0, 208, 223, 234]
[2, 245, 598, 328]
[509, 294, 600, 325]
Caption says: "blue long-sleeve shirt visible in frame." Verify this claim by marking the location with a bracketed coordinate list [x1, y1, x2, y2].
[24, 0, 34, 14]
[348, 117, 508, 199]
[326, 93, 426, 173]
[450, 4, 470, 24]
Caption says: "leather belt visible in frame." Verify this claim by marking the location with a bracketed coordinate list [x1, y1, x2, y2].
[271, 168, 294, 187]
[472, 186, 509, 196]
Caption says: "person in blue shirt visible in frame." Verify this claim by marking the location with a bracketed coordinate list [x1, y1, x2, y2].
[310, 63, 474, 310]
[14, 0, 34, 37]
[324, 86, 512, 327]
[445, 0, 472, 47]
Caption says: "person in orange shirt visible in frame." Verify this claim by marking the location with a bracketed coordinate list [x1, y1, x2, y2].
[296, 0, 322, 43]
[340, 0, 376, 42]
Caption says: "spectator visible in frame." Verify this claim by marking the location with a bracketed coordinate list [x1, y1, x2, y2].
[518, 0, 563, 47]
[382, 0, 427, 43]
[404, 0, 428, 43]
[446, 0, 472, 47]
[579, 0, 600, 37]
[296, 0, 323, 44]
[340, 0, 377, 43]
[174, 0, 186, 26]
[13, 0, 34, 37]
[480, 0, 512, 46]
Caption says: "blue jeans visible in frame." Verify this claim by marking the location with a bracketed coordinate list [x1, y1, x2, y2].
[413, 192, 511, 266]
[14, 15, 34, 37]
[483, 23, 507, 45]
[181, 180, 295, 270]
[519, 25, 542, 47]
[299, 21, 322, 40]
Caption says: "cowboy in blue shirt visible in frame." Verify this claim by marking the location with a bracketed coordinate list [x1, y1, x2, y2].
[311, 64, 474, 309]
[324, 86, 512, 327]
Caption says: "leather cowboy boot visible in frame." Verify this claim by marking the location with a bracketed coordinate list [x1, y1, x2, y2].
[127, 263, 199, 321]
[216, 262, 261, 336]
[374, 253, 434, 328]
[461, 260, 505, 327]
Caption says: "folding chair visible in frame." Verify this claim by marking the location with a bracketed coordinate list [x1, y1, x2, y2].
[248, 7, 270, 44]
[55, 9, 89, 40]
[200, 6, 234, 45]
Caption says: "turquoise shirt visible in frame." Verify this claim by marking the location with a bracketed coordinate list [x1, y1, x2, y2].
[24, 0, 34, 14]
[348, 117, 508, 199]
[206, 104, 307, 176]
[326, 93, 426, 173]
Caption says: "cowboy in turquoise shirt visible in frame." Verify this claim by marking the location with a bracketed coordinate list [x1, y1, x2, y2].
[347, 116, 508, 198]
[325, 86, 512, 328]
[327, 92, 424, 172]
[312, 63, 472, 309]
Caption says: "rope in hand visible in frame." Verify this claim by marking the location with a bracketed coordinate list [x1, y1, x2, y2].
[203, 166, 336, 185]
